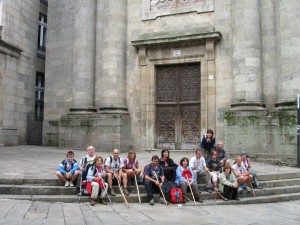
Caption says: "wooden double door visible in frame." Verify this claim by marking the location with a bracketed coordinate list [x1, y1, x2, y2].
[156, 63, 201, 150]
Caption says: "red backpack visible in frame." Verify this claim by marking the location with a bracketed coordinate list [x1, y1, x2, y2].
[170, 187, 184, 204]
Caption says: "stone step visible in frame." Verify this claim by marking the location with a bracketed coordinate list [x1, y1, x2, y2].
[2, 191, 300, 206]
[259, 178, 300, 188]
[1, 171, 300, 186]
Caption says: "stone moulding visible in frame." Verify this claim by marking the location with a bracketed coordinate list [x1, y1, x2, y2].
[132, 31, 221, 48]
[0, 39, 23, 58]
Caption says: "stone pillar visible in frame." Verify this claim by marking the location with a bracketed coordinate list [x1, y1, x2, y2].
[70, 0, 96, 113]
[231, 0, 264, 110]
[276, 1, 300, 107]
[261, 0, 278, 112]
[98, 0, 128, 112]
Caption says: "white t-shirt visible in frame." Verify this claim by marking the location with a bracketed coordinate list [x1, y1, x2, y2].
[232, 163, 247, 174]
[79, 155, 96, 167]
[190, 156, 206, 172]
[105, 156, 124, 172]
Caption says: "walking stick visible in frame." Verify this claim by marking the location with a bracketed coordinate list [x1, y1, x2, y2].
[249, 181, 256, 197]
[134, 173, 141, 204]
[153, 172, 168, 205]
[185, 175, 197, 205]
[115, 173, 129, 208]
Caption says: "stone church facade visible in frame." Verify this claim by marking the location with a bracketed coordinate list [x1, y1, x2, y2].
[0, 1, 299, 165]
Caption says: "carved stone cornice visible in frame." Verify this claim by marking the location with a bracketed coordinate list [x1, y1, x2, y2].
[131, 29, 221, 66]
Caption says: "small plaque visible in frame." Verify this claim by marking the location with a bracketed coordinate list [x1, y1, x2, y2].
[208, 74, 214, 80]
[173, 50, 181, 57]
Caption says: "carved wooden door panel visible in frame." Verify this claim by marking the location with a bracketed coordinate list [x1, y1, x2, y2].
[156, 63, 200, 149]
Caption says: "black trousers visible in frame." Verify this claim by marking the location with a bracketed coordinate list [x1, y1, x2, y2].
[164, 167, 176, 182]
[223, 185, 238, 200]
[144, 180, 162, 201]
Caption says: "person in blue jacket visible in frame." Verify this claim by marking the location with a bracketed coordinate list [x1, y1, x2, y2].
[175, 157, 202, 203]
[56, 151, 79, 187]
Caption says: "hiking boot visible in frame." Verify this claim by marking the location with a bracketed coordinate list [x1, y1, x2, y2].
[123, 187, 129, 196]
[256, 184, 263, 189]
[158, 197, 165, 204]
[65, 181, 70, 187]
[234, 196, 240, 201]
[99, 198, 108, 205]
[149, 199, 154, 205]
[90, 199, 95, 206]
[109, 188, 116, 196]
[69, 182, 74, 187]
[195, 197, 203, 203]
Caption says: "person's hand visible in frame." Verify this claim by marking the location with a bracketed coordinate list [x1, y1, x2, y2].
[159, 182, 163, 188]
[232, 183, 238, 188]
[155, 180, 160, 186]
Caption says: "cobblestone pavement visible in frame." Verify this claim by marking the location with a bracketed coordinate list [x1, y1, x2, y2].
[0, 199, 300, 225]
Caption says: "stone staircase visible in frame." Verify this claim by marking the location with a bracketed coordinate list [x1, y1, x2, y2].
[1, 172, 300, 205]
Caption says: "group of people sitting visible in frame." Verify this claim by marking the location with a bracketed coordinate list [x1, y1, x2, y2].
[55, 129, 262, 206]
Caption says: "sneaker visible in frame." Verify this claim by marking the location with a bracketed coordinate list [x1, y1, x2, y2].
[240, 183, 246, 190]
[69, 182, 74, 187]
[159, 197, 165, 204]
[195, 197, 203, 203]
[238, 187, 243, 193]
[222, 197, 228, 201]
[245, 186, 252, 192]
[206, 188, 212, 193]
[110, 188, 116, 196]
[149, 199, 154, 205]
[65, 181, 70, 187]
[90, 199, 95, 206]
[123, 187, 129, 196]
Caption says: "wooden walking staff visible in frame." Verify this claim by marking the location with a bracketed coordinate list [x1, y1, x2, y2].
[185, 174, 197, 205]
[114, 173, 129, 208]
[153, 171, 168, 205]
[134, 173, 141, 204]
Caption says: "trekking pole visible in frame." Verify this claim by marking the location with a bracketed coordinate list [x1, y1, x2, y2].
[185, 175, 197, 205]
[249, 181, 256, 197]
[115, 173, 129, 208]
[78, 172, 83, 202]
[153, 172, 168, 205]
[103, 182, 112, 204]
[134, 173, 141, 204]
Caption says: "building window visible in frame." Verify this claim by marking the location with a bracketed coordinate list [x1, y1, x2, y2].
[35, 72, 45, 121]
[37, 13, 47, 58]
[0, 0, 3, 38]
[40, 0, 48, 5]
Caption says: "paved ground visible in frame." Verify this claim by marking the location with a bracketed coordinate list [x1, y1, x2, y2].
[0, 199, 300, 225]
[1, 145, 300, 225]
[0, 145, 299, 179]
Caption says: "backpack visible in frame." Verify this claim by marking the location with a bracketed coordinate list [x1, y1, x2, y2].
[170, 187, 184, 204]
[162, 181, 177, 202]
[82, 163, 95, 181]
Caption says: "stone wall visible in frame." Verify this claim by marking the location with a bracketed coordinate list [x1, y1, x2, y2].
[0, 0, 41, 145]
[224, 107, 297, 166]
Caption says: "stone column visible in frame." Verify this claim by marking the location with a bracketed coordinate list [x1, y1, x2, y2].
[231, 0, 264, 110]
[261, 0, 278, 112]
[98, 0, 128, 112]
[276, 1, 300, 107]
[70, 0, 96, 113]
